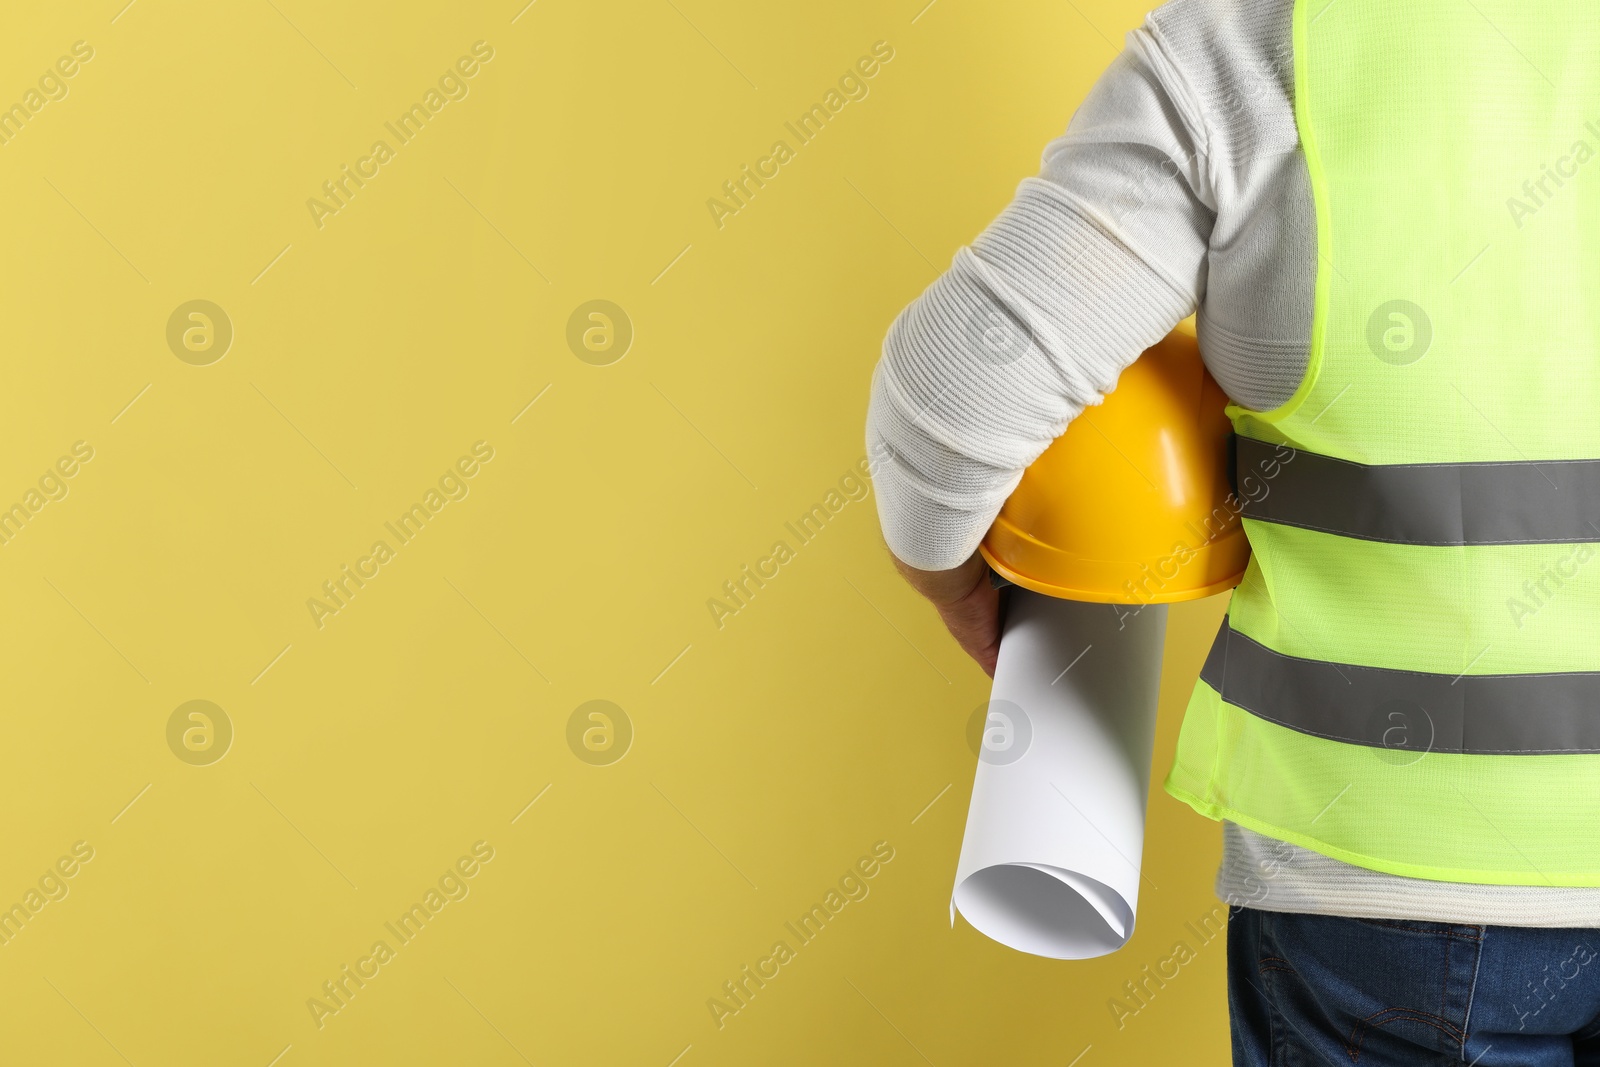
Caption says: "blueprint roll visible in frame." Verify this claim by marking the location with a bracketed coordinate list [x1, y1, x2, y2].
[951, 588, 1167, 959]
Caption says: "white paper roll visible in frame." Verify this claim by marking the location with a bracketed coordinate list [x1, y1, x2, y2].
[951, 589, 1167, 959]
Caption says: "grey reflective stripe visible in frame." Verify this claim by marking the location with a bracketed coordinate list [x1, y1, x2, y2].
[1199, 620, 1600, 755]
[1236, 435, 1600, 546]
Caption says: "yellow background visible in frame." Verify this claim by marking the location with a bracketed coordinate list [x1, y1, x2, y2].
[0, 0, 1235, 1063]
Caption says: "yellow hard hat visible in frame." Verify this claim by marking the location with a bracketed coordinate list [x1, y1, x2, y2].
[979, 320, 1250, 605]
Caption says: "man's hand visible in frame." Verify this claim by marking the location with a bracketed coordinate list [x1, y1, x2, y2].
[891, 550, 1003, 678]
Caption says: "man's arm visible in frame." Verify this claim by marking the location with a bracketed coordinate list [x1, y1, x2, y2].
[867, 19, 1215, 670]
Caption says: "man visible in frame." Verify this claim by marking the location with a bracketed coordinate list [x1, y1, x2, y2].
[866, 0, 1600, 1061]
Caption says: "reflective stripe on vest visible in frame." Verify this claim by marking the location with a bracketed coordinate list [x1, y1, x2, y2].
[1163, 0, 1600, 885]
[1199, 618, 1600, 754]
[1236, 435, 1600, 546]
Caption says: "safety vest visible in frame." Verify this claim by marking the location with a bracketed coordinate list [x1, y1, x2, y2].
[1163, 0, 1600, 885]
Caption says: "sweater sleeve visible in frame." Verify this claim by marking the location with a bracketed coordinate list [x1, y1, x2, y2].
[865, 21, 1217, 571]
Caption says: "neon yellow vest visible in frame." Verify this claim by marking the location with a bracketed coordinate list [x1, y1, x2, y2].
[1164, 0, 1600, 885]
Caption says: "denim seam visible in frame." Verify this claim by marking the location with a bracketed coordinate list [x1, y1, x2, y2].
[1459, 928, 1484, 1063]
[1261, 961, 1288, 1066]
[1258, 911, 1288, 1067]
[1347, 1009, 1466, 1061]
[1349, 916, 1483, 941]
[1443, 934, 1454, 1054]
[1361, 1007, 1465, 1040]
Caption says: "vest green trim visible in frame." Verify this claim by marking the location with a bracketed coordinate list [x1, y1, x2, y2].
[1224, 0, 1329, 430]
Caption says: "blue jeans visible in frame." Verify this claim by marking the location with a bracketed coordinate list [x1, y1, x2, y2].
[1229, 906, 1600, 1065]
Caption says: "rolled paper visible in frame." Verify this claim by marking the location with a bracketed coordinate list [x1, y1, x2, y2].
[951, 589, 1167, 959]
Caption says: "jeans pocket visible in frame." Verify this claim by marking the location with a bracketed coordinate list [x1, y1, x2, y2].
[1253, 910, 1481, 1061]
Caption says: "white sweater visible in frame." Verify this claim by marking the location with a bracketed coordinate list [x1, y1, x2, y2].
[867, 0, 1600, 926]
